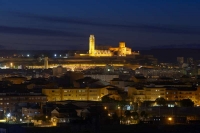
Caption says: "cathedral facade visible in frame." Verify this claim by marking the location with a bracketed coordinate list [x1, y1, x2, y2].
[88, 35, 136, 57]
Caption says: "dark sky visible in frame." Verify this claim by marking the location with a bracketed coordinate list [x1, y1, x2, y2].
[0, 0, 200, 50]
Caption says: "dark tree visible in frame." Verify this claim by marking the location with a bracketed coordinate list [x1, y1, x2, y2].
[101, 94, 113, 102]
[112, 112, 119, 120]
[140, 111, 146, 117]
[180, 99, 194, 107]
[142, 101, 152, 107]
[118, 100, 128, 107]
[124, 110, 131, 117]
[131, 112, 139, 119]
[141, 111, 148, 118]
[155, 97, 166, 106]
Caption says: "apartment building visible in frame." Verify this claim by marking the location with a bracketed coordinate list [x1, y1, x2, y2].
[165, 88, 178, 101]
[144, 87, 166, 101]
[128, 87, 165, 102]
[0, 93, 47, 112]
[2, 76, 27, 84]
[110, 78, 135, 89]
[178, 88, 197, 104]
[22, 107, 42, 117]
[128, 86, 200, 105]
[42, 86, 118, 102]
[84, 74, 119, 83]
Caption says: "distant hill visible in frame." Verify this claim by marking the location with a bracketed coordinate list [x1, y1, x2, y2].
[0, 48, 199, 63]
[140, 48, 200, 63]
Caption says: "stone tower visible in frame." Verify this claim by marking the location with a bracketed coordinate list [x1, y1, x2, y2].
[89, 35, 95, 56]
[118, 42, 126, 56]
[44, 57, 48, 69]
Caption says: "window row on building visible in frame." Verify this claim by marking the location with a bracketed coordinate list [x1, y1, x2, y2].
[128, 87, 200, 105]
[42, 86, 118, 101]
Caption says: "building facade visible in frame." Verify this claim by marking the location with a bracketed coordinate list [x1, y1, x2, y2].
[88, 35, 139, 57]
[42, 86, 120, 102]
[128, 86, 200, 106]
[0, 93, 47, 113]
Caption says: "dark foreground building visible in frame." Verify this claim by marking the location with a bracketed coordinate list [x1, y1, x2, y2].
[1, 123, 200, 133]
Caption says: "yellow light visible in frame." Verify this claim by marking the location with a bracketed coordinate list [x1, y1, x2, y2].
[0, 119, 6, 122]
[118, 106, 120, 109]
[168, 117, 172, 121]
[104, 106, 107, 110]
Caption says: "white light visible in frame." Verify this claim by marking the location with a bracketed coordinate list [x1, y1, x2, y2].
[7, 113, 10, 117]
[54, 54, 57, 57]
[27, 54, 30, 57]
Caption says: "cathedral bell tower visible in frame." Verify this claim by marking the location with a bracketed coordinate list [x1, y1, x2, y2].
[89, 35, 95, 56]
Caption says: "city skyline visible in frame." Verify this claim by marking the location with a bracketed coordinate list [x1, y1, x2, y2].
[0, 0, 200, 50]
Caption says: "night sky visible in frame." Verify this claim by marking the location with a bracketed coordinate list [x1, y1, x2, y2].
[0, 0, 200, 50]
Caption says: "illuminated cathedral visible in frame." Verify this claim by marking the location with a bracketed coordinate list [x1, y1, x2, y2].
[88, 35, 138, 57]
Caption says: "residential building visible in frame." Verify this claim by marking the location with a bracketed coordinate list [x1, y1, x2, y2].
[0, 93, 47, 113]
[110, 78, 134, 89]
[144, 87, 166, 101]
[128, 87, 166, 102]
[127, 87, 145, 102]
[42, 85, 119, 102]
[84, 74, 119, 83]
[2, 76, 27, 84]
[165, 88, 178, 101]
[128, 86, 198, 105]
[22, 106, 42, 118]
[131, 75, 147, 83]
[178, 88, 196, 103]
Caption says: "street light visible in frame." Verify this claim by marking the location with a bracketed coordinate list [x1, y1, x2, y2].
[10, 63, 13, 68]
[46, 115, 48, 122]
[7, 113, 10, 123]
[118, 106, 120, 110]
[7, 113, 10, 118]
[6, 113, 11, 133]
[168, 117, 172, 124]
[118, 105, 122, 124]
[27, 115, 30, 127]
